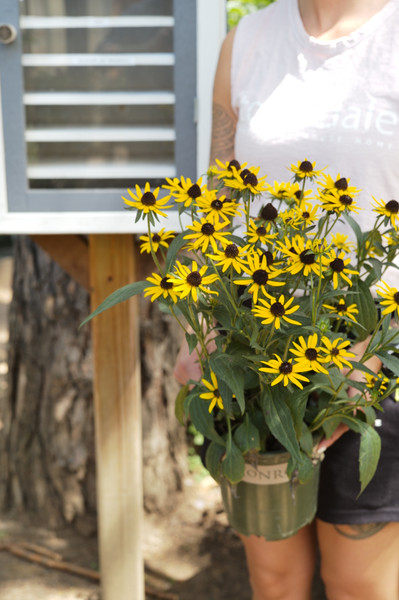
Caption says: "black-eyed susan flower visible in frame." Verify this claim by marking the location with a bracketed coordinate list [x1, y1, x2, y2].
[225, 166, 268, 195]
[321, 337, 355, 369]
[322, 299, 359, 323]
[184, 218, 231, 252]
[259, 355, 310, 388]
[246, 219, 277, 245]
[365, 372, 389, 395]
[207, 243, 248, 274]
[372, 197, 399, 230]
[234, 253, 284, 303]
[331, 233, 355, 253]
[196, 190, 241, 224]
[258, 203, 279, 222]
[319, 173, 361, 197]
[168, 261, 219, 302]
[123, 182, 172, 218]
[290, 333, 329, 374]
[279, 208, 298, 228]
[200, 371, 224, 413]
[376, 281, 399, 317]
[282, 237, 326, 278]
[139, 229, 175, 254]
[165, 176, 207, 207]
[293, 201, 319, 227]
[318, 189, 361, 214]
[323, 249, 358, 289]
[211, 158, 246, 180]
[252, 293, 301, 329]
[290, 159, 324, 180]
[266, 181, 296, 201]
[144, 273, 178, 303]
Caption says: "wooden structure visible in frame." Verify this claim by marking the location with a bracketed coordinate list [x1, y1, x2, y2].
[0, 1, 226, 598]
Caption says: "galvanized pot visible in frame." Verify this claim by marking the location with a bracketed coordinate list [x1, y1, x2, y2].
[220, 451, 321, 540]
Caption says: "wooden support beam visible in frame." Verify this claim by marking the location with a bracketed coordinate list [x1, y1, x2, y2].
[89, 234, 144, 600]
[30, 234, 90, 291]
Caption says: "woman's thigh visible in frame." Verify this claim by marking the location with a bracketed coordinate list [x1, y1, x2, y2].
[239, 523, 316, 600]
[317, 519, 399, 600]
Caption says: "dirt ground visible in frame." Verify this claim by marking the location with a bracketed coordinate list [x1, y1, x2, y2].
[0, 246, 326, 600]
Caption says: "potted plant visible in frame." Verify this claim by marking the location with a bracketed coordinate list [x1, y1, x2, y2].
[83, 158, 399, 539]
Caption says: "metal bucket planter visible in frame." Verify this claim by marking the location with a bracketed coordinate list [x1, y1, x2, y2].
[220, 451, 321, 540]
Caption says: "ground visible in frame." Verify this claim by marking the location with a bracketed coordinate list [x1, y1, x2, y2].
[0, 246, 326, 600]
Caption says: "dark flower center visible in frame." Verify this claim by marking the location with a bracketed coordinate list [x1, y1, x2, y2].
[289, 246, 298, 255]
[330, 258, 345, 272]
[256, 226, 267, 236]
[279, 361, 293, 375]
[305, 348, 318, 361]
[263, 251, 274, 266]
[225, 243, 239, 259]
[240, 168, 251, 180]
[252, 269, 268, 285]
[228, 159, 241, 171]
[187, 271, 202, 286]
[152, 234, 161, 243]
[300, 160, 313, 173]
[294, 190, 302, 200]
[260, 203, 278, 221]
[336, 303, 347, 313]
[300, 249, 315, 265]
[214, 389, 221, 398]
[141, 191, 156, 206]
[270, 302, 285, 317]
[201, 223, 215, 236]
[302, 211, 310, 219]
[188, 184, 201, 199]
[394, 291, 399, 304]
[386, 199, 399, 214]
[335, 177, 348, 191]
[331, 348, 340, 357]
[211, 199, 224, 210]
[340, 194, 353, 206]
[160, 277, 173, 290]
[243, 172, 259, 187]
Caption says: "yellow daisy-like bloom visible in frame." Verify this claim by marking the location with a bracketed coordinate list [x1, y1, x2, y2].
[322, 299, 359, 323]
[207, 243, 248, 274]
[163, 176, 207, 207]
[246, 219, 277, 244]
[319, 173, 361, 197]
[144, 273, 178, 303]
[365, 372, 389, 395]
[195, 190, 241, 224]
[323, 249, 359, 289]
[331, 233, 355, 253]
[282, 237, 326, 278]
[252, 293, 301, 330]
[234, 253, 284, 303]
[279, 208, 298, 228]
[259, 355, 310, 389]
[266, 181, 297, 201]
[139, 228, 175, 254]
[318, 189, 361, 214]
[211, 158, 247, 181]
[168, 261, 219, 302]
[372, 197, 399, 230]
[383, 230, 399, 247]
[225, 166, 268, 195]
[200, 371, 224, 413]
[376, 281, 399, 316]
[321, 337, 355, 369]
[290, 333, 329, 374]
[123, 182, 172, 217]
[184, 218, 231, 252]
[290, 159, 324, 180]
[293, 201, 319, 227]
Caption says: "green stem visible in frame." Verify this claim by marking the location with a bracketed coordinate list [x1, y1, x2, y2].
[147, 218, 164, 275]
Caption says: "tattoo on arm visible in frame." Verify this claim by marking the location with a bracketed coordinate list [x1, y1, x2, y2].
[210, 103, 236, 165]
[334, 522, 388, 540]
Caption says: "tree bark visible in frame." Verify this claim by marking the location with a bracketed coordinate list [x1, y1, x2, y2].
[0, 236, 187, 530]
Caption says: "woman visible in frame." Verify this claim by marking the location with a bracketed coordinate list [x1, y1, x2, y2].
[176, 1, 399, 598]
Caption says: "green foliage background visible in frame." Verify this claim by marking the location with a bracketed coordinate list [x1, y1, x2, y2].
[227, 0, 276, 28]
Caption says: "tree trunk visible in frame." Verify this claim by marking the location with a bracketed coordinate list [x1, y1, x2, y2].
[0, 236, 187, 531]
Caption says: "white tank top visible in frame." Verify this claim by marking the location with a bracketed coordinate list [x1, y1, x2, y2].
[231, 0, 399, 286]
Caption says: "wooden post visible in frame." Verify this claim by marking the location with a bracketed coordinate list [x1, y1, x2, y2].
[89, 234, 144, 600]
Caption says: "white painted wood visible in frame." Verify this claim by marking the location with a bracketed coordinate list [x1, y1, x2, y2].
[20, 15, 174, 29]
[24, 91, 175, 105]
[22, 53, 175, 67]
[25, 126, 175, 142]
[27, 161, 176, 180]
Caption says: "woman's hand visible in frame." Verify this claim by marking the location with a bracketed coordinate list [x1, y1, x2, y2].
[317, 335, 382, 453]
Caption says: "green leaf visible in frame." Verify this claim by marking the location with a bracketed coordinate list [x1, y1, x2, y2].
[221, 437, 245, 484]
[358, 423, 381, 494]
[347, 277, 378, 341]
[80, 281, 147, 327]
[165, 231, 187, 272]
[209, 354, 246, 413]
[188, 395, 224, 444]
[260, 388, 302, 463]
[375, 352, 399, 376]
[185, 332, 198, 354]
[205, 441, 226, 482]
[233, 415, 261, 454]
[175, 385, 189, 426]
[344, 213, 363, 247]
